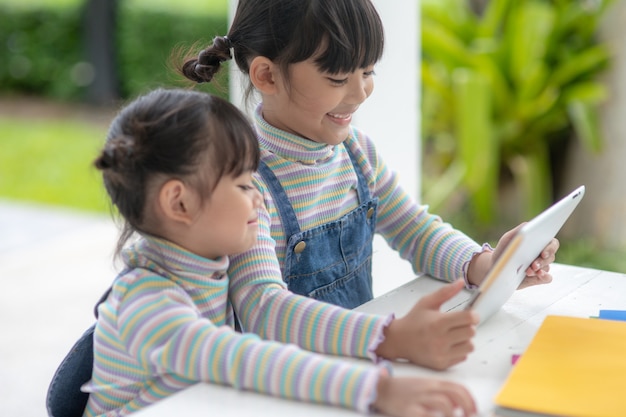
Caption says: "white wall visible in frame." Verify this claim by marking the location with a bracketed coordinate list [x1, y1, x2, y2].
[228, 1, 421, 296]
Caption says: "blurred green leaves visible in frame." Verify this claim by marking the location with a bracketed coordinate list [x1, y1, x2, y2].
[0, 0, 228, 102]
[117, 0, 228, 99]
[421, 0, 613, 225]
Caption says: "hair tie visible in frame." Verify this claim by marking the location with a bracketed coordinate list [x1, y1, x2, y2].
[223, 36, 232, 49]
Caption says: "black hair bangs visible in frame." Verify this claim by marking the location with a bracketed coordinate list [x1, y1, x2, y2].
[307, 0, 385, 74]
[204, 98, 260, 184]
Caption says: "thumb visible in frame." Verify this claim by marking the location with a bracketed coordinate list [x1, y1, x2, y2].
[418, 279, 465, 310]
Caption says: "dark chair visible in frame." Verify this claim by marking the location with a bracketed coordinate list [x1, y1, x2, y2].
[47, 287, 111, 416]
[46, 324, 95, 417]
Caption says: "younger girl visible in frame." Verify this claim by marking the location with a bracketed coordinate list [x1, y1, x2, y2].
[180, 0, 559, 371]
[81, 88, 477, 417]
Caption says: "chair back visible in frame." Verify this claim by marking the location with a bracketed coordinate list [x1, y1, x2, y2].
[45, 325, 95, 417]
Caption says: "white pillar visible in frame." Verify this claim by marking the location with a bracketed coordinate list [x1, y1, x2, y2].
[355, 1, 420, 295]
[355, 0, 420, 201]
[228, 1, 245, 108]
[228, 0, 421, 295]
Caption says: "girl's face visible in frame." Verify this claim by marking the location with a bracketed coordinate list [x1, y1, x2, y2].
[262, 59, 375, 145]
[188, 171, 262, 260]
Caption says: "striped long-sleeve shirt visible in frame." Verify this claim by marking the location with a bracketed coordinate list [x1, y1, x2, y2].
[228, 108, 482, 326]
[82, 236, 392, 417]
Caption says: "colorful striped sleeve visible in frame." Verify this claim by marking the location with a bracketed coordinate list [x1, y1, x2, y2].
[347, 129, 483, 283]
[228, 201, 392, 361]
[112, 273, 387, 413]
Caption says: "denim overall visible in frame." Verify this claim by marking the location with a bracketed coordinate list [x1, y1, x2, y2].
[257, 145, 378, 309]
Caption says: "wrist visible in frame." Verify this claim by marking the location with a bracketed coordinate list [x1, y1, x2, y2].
[374, 318, 402, 360]
[372, 368, 392, 412]
[467, 248, 493, 287]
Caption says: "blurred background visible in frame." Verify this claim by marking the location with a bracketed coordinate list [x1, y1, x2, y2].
[2, 0, 626, 268]
[1, 0, 626, 415]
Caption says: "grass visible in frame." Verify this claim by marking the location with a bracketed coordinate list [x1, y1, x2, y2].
[0, 116, 109, 213]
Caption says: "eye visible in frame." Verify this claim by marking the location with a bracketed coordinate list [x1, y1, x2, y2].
[238, 184, 254, 191]
[363, 70, 376, 78]
[327, 76, 348, 86]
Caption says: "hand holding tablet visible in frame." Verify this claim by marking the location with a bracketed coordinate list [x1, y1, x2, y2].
[465, 185, 585, 324]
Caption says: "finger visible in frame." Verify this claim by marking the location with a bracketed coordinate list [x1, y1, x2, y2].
[525, 259, 553, 277]
[446, 322, 477, 345]
[519, 273, 552, 289]
[445, 310, 480, 328]
[419, 279, 465, 310]
[431, 381, 477, 417]
[420, 394, 456, 417]
[429, 339, 476, 370]
[526, 261, 541, 275]
[445, 383, 477, 416]
[541, 238, 560, 257]
[539, 251, 556, 267]
[443, 340, 475, 367]
[537, 272, 553, 283]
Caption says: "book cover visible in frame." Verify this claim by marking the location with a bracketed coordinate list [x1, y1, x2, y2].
[494, 315, 626, 417]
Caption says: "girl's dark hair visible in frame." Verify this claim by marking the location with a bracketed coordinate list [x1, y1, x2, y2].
[180, 0, 385, 101]
[94, 88, 259, 254]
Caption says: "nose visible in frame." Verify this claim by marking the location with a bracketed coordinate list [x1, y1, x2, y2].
[252, 188, 263, 209]
[347, 76, 373, 104]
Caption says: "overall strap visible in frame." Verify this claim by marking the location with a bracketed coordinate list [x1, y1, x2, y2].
[257, 159, 302, 236]
[256, 143, 372, 237]
[343, 143, 372, 204]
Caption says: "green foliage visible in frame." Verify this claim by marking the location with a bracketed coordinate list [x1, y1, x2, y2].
[117, 0, 229, 99]
[0, 4, 85, 100]
[421, 0, 613, 226]
[0, 117, 109, 212]
[556, 238, 626, 273]
[0, 0, 228, 102]
[0, 0, 79, 10]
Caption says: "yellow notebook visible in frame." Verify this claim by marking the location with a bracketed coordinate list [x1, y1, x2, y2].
[494, 315, 626, 417]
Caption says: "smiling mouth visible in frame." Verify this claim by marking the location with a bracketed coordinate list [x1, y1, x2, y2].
[327, 112, 352, 120]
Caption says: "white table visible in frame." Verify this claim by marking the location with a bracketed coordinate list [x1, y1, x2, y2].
[133, 264, 626, 417]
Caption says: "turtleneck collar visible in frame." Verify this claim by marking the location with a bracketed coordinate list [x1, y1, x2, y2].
[254, 104, 337, 165]
[122, 235, 229, 289]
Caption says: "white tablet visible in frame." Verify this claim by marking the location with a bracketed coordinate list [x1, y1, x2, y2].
[465, 185, 585, 324]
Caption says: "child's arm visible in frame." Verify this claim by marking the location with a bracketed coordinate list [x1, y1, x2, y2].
[228, 199, 392, 361]
[347, 132, 483, 285]
[115, 275, 384, 413]
[352, 132, 559, 291]
[117, 277, 476, 416]
[230, 240, 478, 371]
[228, 199, 476, 371]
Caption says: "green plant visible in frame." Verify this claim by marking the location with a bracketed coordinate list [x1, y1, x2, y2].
[421, 0, 613, 226]
[117, 0, 229, 100]
[0, 4, 85, 100]
[0, 0, 228, 102]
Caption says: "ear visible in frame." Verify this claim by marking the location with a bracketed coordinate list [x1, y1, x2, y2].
[158, 179, 197, 226]
[249, 56, 279, 95]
